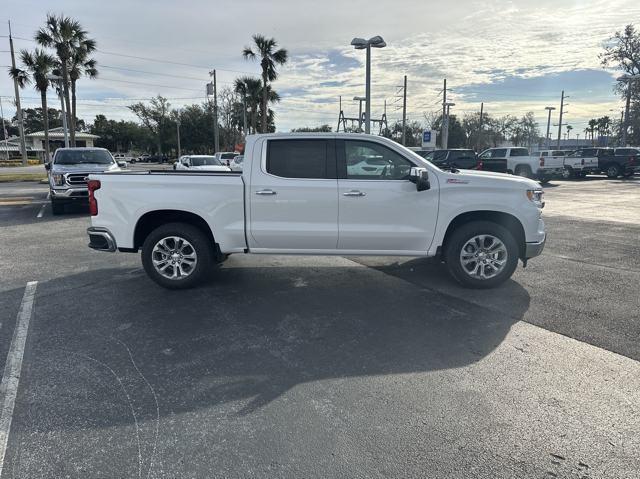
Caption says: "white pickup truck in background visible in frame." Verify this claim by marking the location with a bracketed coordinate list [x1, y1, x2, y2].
[87, 133, 546, 289]
[478, 147, 564, 183]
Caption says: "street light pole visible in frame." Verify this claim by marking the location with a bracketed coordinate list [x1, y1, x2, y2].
[443, 102, 455, 149]
[351, 36, 386, 135]
[544, 106, 555, 149]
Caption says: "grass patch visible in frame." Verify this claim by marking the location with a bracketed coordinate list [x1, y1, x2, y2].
[0, 173, 47, 183]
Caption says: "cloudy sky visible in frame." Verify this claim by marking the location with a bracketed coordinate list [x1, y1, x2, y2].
[1, 0, 639, 136]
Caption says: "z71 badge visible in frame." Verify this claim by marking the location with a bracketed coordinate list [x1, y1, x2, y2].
[446, 178, 470, 184]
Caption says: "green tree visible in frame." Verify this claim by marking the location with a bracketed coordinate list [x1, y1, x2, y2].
[242, 34, 288, 133]
[68, 41, 98, 141]
[601, 24, 640, 145]
[9, 49, 57, 160]
[35, 14, 95, 147]
[15, 108, 64, 133]
[431, 114, 466, 148]
[128, 96, 171, 154]
[291, 125, 332, 132]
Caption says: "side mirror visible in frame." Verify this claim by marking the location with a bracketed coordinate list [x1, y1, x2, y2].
[45, 162, 51, 171]
[409, 167, 430, 191]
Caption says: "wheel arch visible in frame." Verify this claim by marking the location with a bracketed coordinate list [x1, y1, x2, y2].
[440, 210, 526, 259]
[133, 209, 217, 252]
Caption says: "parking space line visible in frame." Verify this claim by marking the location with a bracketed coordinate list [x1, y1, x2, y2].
[36, 203, 46, 218]
[0, 281, 38, 476]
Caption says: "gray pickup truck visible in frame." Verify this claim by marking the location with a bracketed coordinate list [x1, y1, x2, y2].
[46, 147, 124, 215]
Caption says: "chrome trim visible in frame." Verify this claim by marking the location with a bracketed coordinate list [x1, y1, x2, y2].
[51, 187, 88, 197]
[525, 234, 546, 259]
[87, 227, 117, 252]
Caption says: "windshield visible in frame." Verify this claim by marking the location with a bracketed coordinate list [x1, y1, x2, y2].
[54, 149, 114, 165]
[191, 156, 222, 166]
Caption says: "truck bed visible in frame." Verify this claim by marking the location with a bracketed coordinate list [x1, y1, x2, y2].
[90, 170, 246, 252]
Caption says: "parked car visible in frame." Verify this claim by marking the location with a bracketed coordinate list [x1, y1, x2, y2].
[476, 148, 509, 173]
[565, 148, 638, 178]
[87, 133, 546, 290]
[174, 155, 231, 172]
[614, 148, 640, 177]
[229, 155, 244, 171]
[420, 149, 479, 170]
[147, 154, 169, 164]
[562, 148, 600, 178]
[137, 154, 151, 163]
[112, 153, 133, 166]
[215, 151, 240, 166]
[46, 147, 122, 215]
[478, 147, 564, 182]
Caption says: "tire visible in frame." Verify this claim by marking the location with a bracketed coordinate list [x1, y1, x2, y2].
[51, 200, 65, 215]
[141, 222, 212, 289]
[606, 163, 621, 178]
[444, 221, 519, 289]
[514, 165, 532, 178]
[562, 167, 574, 179]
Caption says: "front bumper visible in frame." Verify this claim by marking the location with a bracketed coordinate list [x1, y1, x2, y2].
[51, 187, 89, 199]
[87, 227, 117, 252]
[525, 234, 546, 258]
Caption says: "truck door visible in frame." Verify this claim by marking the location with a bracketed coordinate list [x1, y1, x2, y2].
[248, 138, 338, 251]
[336, 139, 438, 253]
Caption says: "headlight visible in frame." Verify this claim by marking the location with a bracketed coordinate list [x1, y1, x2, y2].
[51, 174, 65, 186]
[526, 189, 544, 208]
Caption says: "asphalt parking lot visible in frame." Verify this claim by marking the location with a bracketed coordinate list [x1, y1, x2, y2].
[1, 175, 639, 478]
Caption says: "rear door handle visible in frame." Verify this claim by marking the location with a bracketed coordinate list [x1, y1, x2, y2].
[343, 190, 366, 197]
[255, 189, 277, 195]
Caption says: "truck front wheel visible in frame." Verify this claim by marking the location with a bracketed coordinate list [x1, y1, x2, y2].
[444, 221, 519, 289]
[141, 222, 212, 289]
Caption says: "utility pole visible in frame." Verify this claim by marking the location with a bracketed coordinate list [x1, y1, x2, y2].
[556, 90, 565, 149]
[441, 78, 447, 148]
[176, 118, 181, 158]
[401, 75, 407, 145]
[210, 69, 220, 153]
[9, 21, 27, 165]
[544, 106, 555, 150]
[477, 102, 484, 150]
[242, 96, 248, 136]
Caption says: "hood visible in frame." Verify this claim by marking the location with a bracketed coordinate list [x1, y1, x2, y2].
[52, 163, 120, 174]
[444, 169, 540, 189]
[189, 165, 231, 171]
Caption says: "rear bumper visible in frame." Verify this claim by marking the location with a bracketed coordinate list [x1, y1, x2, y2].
[525, 234, 546, 259]
[87, 227, 117, 252]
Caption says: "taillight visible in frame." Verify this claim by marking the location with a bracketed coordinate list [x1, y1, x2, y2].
[477, 161, 483, 170]
[539, 157, 545, 167]
[88, 179, 101, 216]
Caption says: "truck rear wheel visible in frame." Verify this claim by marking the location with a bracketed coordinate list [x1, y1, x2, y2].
[444, 221, 519, 289]
[514, 165, 532, 179]
[141, 222, 212, 289]
[606, 164, 621, 178]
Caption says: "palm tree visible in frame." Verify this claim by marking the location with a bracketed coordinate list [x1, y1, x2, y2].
[588, 119, 598, 144]
[35, 14, 95, 146]
[9, 49, 56, 161]
[566, 124, 573, 141]
[68, 41, 97, 139]
[234, 77, 263, 134]
[242, 34, 288, 133]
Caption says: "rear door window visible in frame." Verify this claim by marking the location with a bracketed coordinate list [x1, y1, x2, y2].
[266, 139, 333, 179]
[509, 148, 529, 157]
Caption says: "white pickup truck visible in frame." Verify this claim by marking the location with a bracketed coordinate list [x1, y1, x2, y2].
[87, 133, 546, 289]
[478, 147, 564, 183]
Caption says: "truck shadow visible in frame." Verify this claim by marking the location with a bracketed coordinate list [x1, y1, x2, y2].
[13, 257, 530, 433]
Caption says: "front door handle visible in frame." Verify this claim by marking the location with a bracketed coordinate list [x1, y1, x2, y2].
[343, 190, 366, 197]
[255, 189, 277, 195]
